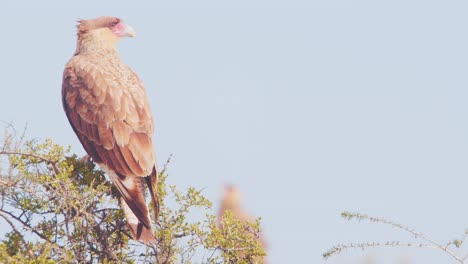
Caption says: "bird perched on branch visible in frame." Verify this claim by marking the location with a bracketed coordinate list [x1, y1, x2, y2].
[62, 16, 159, 244]
[219, 185, 253, 225]
[219, 185, 267, 263]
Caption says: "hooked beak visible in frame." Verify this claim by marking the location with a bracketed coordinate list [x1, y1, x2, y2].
[123, 24, 136, 37]
[112, 22, 136, 38]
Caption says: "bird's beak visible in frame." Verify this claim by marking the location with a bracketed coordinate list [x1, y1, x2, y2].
[122, 24, 136, 38]
[112, 22, 136, 38]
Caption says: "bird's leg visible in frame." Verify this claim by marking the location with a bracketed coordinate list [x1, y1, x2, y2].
[79, 154, 92, 164]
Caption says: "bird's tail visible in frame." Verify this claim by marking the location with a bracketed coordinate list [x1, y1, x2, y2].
[145, 166, 160, 221]
[108, 171, 155, 244]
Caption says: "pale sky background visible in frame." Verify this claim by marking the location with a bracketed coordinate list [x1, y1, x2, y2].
[1, 0, 468, 263]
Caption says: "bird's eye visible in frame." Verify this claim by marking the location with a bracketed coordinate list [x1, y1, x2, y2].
[109, 19, 120, 28]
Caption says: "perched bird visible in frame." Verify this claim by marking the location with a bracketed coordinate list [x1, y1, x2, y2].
[218, 185, 267, 263]
[62, 16, 159, 244]
[219, 185, 253, 225]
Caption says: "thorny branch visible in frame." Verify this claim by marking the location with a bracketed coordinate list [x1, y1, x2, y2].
[0, 209, 56, 245]
[0, 211, 35, 258]
[0, 150, 61, 175]
[324, 211, 467, 263]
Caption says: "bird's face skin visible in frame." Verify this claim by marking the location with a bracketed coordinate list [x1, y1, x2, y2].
[110, 21, 136, 38]
[91, 21, 136, 46]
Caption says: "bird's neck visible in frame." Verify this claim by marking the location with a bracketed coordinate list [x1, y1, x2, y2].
[222, 200, 239, 211]
[75, 32, 120, 56]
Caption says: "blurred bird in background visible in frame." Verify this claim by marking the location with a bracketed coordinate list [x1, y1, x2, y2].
[218, 185, 267, 263]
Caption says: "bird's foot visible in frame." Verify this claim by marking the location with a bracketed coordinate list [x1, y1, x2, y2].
[78, 154, 92, 164]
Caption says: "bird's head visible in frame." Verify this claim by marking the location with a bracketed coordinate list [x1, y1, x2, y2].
[222, 184, 241, 209]
[76, 17, 136, 52]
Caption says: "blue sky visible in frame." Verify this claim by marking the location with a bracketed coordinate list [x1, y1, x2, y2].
[2, 0, 468, 263]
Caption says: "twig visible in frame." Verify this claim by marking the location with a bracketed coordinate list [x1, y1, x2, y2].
[0, 209, 56, 246]
[337, 212, 465, 263]
[0, 212, 35, 258]
[0, 150, 61, 175]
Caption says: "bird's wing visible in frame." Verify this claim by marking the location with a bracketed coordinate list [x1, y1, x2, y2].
[62, 56, 155, 177]
[62, 56, 158, 237]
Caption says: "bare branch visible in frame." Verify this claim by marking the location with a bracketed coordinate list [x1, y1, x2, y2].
[0, 209, 56, 245]
[0, 212, 35, 258]
[327, 211, 467, 263]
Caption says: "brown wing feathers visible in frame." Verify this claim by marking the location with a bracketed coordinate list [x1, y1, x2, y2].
[63, 61, 154, 177]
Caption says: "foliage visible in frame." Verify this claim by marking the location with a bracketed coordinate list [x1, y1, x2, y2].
[0, 127, 265, 263]
[324, 211, 468, 263]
